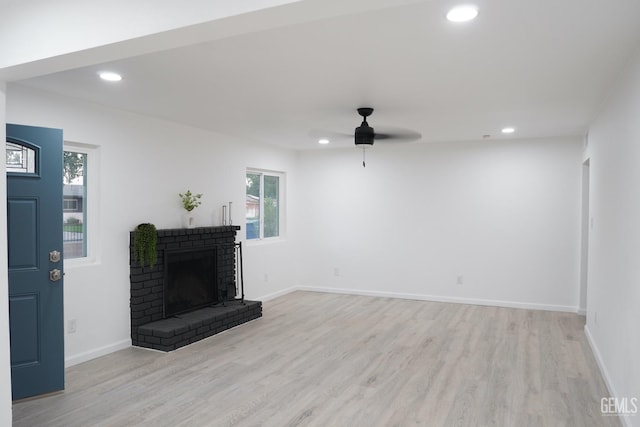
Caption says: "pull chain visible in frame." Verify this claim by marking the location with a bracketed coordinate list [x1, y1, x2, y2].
[362, 145, 366, 168]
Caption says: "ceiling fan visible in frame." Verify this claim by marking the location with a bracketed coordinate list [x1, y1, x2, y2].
[313, 107, 421, 167]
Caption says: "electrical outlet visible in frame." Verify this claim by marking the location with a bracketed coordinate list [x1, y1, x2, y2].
[334, 267, 340, 277]
[67, 319, 77, 334]
[456, 275, 464, 285]
[264, 274, 269, 282]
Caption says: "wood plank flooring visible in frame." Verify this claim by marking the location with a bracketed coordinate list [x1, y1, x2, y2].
[13, 291, 620, 427]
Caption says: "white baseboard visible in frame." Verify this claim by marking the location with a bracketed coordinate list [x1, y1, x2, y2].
[65, 339, 131, 368]
[254, 286, 299, 302]
[584, 325, 615, 396]
[293, 286, 578, 313]
[584, 325, 633, 427]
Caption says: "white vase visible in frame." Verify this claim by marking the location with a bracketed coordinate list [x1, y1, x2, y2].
[182, 212, 196, 228]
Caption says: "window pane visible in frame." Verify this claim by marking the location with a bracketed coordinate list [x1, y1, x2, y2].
[6, 141, 36, 174]
[246, 173, 261, 240]
[246, 171, 281, 240]
[264, 175, 279, 238]
[63, 151, 87, 258]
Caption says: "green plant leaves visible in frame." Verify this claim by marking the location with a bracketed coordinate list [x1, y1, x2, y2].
[133, 223, 157, 269]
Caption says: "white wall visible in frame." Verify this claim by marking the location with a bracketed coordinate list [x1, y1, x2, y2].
[297, 137, 583, 311]
[0, 81, 12, 427]
[6, 84, 299, 365]
[584, 48, 640, 426]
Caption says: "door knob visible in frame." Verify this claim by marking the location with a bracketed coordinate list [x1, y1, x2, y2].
[49, 250, 61, 263]
[49, 269, 62, 282]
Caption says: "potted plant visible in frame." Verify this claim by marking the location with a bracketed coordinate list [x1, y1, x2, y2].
[133, 223, 157, 269]
[179, 190, 202, 228]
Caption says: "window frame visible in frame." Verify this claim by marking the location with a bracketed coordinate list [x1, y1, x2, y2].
[245, 168, 285, 243]
[63, 142, 100, 266]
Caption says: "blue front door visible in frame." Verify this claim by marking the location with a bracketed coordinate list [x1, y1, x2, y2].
[7, 123, 65, 400]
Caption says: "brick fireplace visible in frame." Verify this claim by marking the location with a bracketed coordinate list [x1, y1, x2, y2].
[129, 226, 262, 351]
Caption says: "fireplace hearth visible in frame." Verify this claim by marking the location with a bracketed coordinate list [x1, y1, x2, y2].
[129, 226, 262, 351]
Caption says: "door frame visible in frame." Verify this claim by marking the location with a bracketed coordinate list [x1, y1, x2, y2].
[579, 158, 591, 316]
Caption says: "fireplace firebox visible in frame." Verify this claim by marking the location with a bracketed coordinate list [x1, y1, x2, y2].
[164, 247, 218, 317]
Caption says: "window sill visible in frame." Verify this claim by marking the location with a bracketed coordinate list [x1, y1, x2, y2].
[245, 236, 287, 246]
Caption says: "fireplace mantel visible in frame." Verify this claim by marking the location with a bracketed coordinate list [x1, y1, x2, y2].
[156, 225, 240, 236]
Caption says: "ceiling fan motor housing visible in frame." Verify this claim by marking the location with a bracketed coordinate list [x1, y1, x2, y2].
[355, 123, 375, 145]
[355, 107, 375, 145]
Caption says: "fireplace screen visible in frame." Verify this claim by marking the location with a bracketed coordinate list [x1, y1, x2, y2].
[164, 247, 217, 317]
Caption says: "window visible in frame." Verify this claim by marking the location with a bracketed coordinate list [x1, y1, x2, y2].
[63, 151, 87, 259]
[6, 141, 36, 174]
[246, 170, 283, 240]
[63, 199, 79, 211]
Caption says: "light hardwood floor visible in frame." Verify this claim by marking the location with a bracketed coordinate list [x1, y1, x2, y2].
[13, 291, 619, 427]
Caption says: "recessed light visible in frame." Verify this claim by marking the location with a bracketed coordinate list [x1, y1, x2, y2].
[501, 127, 515, 134]
[318, 139, 330, 145]
[446, 5, 479, 22]
[99, 71, 122, 82]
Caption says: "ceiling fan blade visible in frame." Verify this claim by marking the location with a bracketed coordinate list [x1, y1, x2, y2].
[374, 128, 422, 142]
[308, 129, 353, 141]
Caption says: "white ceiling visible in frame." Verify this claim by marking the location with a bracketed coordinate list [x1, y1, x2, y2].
[12, 0, 640, 150]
